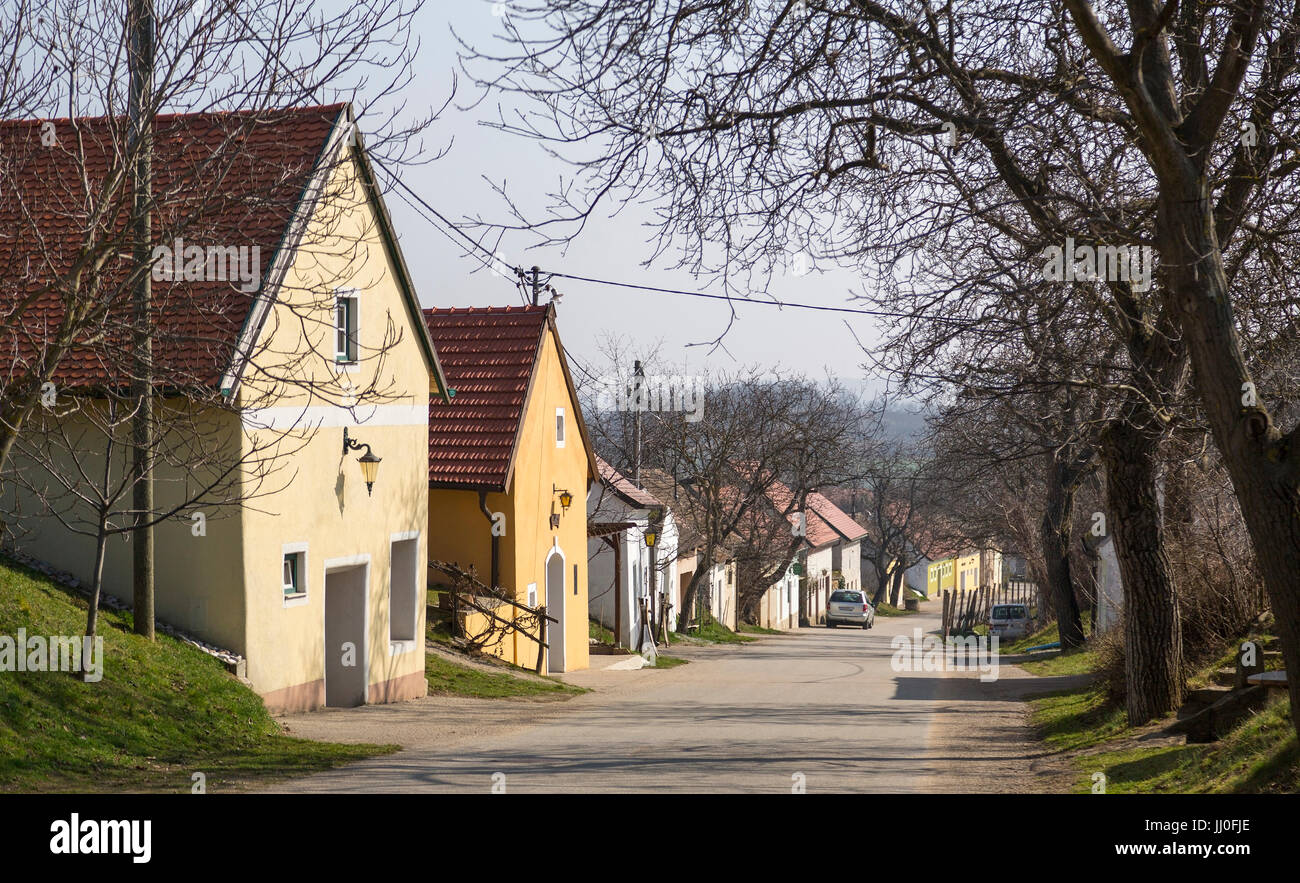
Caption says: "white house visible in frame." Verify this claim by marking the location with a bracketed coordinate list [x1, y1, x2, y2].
[587, 457, 679, 648]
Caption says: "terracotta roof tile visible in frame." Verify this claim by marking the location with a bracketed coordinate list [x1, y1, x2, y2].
[0, 104, 345, 390]
[423, 305, 549, 489]
[595, 454, 662, 509]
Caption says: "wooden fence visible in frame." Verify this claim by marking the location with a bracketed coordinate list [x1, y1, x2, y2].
[941, 580, 1041, 638]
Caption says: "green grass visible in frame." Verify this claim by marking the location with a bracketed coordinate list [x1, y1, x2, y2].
[589, 618, 615, 643]
[1072, 699, 1297, 794]
[0, 557, 393, 793]
[738, 622, 781, 635]
[651, 654, 689, 668]
[1031, 685, 1128, 752]
[424, 651, 586, 699]
[1018, 645, 1100, 677]
[875, 602, 913, 617]
[1023, 625, 1298, 793]
[683, 611, 756, 644]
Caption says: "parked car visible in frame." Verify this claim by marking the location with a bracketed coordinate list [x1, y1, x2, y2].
[988, 603, 1032, 639]
[826, 589, 875, 629]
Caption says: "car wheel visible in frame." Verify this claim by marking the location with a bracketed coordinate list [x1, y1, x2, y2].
[862, 621, 870, 630]
[826, 620, 836, 628]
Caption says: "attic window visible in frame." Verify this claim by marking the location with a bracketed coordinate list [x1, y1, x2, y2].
[335, 290, 359, 363]
[555, 407, 566, 448]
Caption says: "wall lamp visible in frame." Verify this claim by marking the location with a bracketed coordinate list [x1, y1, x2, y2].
[343, 428, 382, 496]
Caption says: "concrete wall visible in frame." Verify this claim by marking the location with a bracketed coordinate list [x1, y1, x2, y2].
[1095, 537, 1123, 634]
[802, 545, 835, 624]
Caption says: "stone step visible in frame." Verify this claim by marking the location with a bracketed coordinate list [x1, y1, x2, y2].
[1211, 667, 1237, 687]
[1187, 686, 1233, 706]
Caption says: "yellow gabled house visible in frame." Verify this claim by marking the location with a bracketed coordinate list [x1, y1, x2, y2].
[2, 102, 452, 712]
[423, 303, 597, 673]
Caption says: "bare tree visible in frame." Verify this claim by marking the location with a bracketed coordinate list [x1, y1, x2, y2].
[2, 0, 447, 638]
[459, 0, 1300, 728]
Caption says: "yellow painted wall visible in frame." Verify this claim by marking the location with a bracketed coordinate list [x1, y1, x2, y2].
[2, 399, 247, 654]
[2, 131, 434, 711]
[505, 328, 590, 673]
[234, 139, 431, 704]
[426, 324, 591, 672]
[927, 557, 956, 595]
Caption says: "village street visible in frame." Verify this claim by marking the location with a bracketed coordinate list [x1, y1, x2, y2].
[269, 604, 1075, 794]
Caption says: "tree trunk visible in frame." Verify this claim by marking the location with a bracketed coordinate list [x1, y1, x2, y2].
[1103, 418, 1184, 725]
[1159, 182, 1300, 738]
[676, 564, 708, 632]
[83, 524, 109, 681]
[1040, 457, 1086, 648]
[128, 0, 156, 640]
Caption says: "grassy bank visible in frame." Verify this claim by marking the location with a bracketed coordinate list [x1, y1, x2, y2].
[679, 612, 756, 644]
[0, 557, 393, 793]
[1016, 622, 1297, 792]
[424, 650, 586, 699]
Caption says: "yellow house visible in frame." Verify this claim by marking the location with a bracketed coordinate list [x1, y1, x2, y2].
[1, 103, 451, 712]
[927, 558, 956, 595]
[928, 549, 1001, 593]
[423, 303, 597, 672]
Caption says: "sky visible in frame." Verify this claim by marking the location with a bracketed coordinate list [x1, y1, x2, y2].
[368, 2, 892, 394]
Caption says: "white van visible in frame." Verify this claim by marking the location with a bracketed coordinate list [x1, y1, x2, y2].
[988, 603, 1031, 639]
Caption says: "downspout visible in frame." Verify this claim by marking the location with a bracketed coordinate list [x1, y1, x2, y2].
[477, 491, 500, 590]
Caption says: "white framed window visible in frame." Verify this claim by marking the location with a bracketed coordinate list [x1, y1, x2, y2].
[526, 582, 538, 608]
[334, 288, 359, 365]
[282, 543, 309, 607]
[555, 407, 566, 448]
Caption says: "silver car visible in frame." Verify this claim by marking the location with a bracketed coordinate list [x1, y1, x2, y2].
[826, 590, 875, 629]
[988, 603, 1031, 639]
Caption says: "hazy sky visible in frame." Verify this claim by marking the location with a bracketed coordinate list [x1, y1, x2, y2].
[378, 1, 889, 391]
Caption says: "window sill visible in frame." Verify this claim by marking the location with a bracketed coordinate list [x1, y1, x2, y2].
[283, 592, 309, 608]
[389, 639, 418, 656]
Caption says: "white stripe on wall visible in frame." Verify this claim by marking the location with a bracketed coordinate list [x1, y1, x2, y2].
[241, 403, 427, 431]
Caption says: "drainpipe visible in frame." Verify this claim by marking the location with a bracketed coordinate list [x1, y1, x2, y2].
[478, 491, 500, 590]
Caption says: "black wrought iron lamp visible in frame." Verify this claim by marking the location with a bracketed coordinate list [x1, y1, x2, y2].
[343, 428, 382, 496]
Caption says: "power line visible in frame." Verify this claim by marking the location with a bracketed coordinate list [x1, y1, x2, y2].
[546, 271, 979, 324]
[373, 155, 990, 327]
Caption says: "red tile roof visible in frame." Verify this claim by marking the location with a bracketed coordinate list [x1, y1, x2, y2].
[765, 480, 867, 549]
[595, 455, 663, 510]
[806, 491, 870, 543]
[424, 304, 595, 490]
[0, 104, 347, 391]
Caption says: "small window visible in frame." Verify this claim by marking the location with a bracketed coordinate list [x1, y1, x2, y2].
[283, 552, 304, 597]
[335, 291, 358, 363]
[527, 582, 538, 608]
[555, 407, 566, 447]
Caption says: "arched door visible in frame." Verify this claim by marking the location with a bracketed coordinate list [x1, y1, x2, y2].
[545, 549, 566, 672]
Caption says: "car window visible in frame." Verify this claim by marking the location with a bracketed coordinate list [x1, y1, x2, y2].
[831, 591, 863, 603]
[991, 605, 1027, 619]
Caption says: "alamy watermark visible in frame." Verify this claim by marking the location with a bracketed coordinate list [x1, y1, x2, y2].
[593, 373, 705, 422]
[890, 627, 1000, 682]
[1041, 236, 1154, 292]
[151, 237, 261, 292]
[1, 629, 103, 681]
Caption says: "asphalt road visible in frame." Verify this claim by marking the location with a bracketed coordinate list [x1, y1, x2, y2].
[271, 606, 1009, 794]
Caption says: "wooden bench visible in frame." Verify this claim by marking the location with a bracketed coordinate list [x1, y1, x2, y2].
[1246, 670, 1288, 690]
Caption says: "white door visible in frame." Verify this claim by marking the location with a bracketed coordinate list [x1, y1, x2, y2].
[545, 549, 566, 673]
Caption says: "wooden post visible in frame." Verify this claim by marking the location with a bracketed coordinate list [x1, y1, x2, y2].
[613, 536, 623, 647]
[450, 585, 459, 639]
[535, 604, 548, 675]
